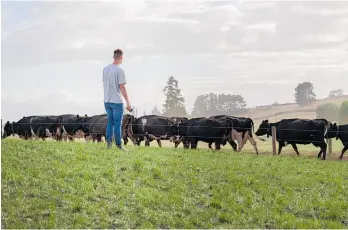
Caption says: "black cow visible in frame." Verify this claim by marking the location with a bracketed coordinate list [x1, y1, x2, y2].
[210, 115, 263, 154]
[3, 116, 38, 139]
[57, 114, 86, 141]
[169, 117, 233, 150]
[82, 114, 107, 143]
[327, 123, 348, 159]
[29, 116, 63, 140]
[125, 115, 176, 147]
[2, 121, 15, 138]
[122, 114, 136, 146]
[255, 118, 330, 160]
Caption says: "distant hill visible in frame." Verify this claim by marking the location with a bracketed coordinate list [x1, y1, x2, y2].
[239, 95, 348, 124]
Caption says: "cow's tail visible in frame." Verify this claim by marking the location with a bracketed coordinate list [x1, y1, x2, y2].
[251, 119, 266, 141]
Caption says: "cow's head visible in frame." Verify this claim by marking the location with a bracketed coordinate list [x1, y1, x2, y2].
[80, 114, 91, 133]
[326, 122, 338, 139]
[2, 121, 14, 138]
[255, 120, 270, 137]
[76, 114, 86, 130]
[168, 122, 181, 142]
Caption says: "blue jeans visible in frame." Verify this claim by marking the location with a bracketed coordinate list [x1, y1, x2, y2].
[104, 102, 124, 146]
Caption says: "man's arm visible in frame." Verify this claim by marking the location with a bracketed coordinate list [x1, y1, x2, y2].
[118, 68, 132, 110]
[119, 84, 130, 105]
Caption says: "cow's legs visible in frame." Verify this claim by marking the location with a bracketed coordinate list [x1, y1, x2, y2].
[278, 141, 284, 155]
[144, 135, 150, 147]
[208, 142, 213, 149]
[190, 139, 198, 149]
[247, 136, 259, 155]
[226, 134, 237, 151]
[233, 132, 243, 152]
[123, 136, 128, 145]
[291, 143, 300, 155]
[174, 141, 181, 148]
[238, 133, 249, 152]
[228, 140, 238, 152]
[318, 142, 327, 160]
[156, 139, 162, 148]
[339, 145, 348, 159]
[215, 141, 221, 150]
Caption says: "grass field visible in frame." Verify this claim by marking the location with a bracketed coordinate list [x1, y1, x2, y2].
[1, 139, 348, 229]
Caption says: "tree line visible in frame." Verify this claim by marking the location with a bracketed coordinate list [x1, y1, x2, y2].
[134, 76, 347, 124]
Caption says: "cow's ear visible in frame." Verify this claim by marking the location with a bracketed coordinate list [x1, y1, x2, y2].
[6, 121, 10, 124]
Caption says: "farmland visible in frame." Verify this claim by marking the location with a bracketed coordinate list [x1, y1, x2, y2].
[1, 139, 348, 228]
[239, 95, 348, 124]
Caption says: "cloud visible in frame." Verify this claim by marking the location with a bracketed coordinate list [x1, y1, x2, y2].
[1, 1, 348, 121]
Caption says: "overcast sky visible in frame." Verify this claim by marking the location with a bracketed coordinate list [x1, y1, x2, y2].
[1, 0, 348, 122]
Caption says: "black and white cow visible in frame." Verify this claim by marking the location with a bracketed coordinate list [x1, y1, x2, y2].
[209, 115, 263, 154]
[124, 115, 175, 147]
[169, 117, 233, 150]
[82, 114, 107, 143]
[255, 118, 330, 160]
[57, 114, 86, 141]
[29, 116, 63, 140]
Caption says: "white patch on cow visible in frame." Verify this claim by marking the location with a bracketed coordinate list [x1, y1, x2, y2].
[31, 128, 37, 137]
[62, 126, 68, 135]
[141, 118, 147, 131]
[173, 118, 177, 122]
[46, 128, 52, 137]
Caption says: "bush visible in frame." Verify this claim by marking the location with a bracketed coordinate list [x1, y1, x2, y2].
[338, 101, 348, 125]
[316, 103, 338, 122]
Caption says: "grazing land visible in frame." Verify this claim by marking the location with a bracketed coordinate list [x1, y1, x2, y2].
[239, 95, 348, 124]
[1, 139, 348, 229]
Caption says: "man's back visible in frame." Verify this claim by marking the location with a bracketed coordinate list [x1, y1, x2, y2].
[102, 63, 126, 103]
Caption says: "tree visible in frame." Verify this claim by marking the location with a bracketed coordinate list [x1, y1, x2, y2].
[294, 82, 316, 106]
[316, 103, 339, 121]
[151, 105, 161, 115]
[162, 76, 187, 117]
[328, 89, 344, 99]
[338, 101, 348, 125]
[216, 94, 247, 114]
[192, 93, 247, 117]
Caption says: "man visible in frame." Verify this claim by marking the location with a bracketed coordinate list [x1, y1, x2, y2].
[103, 49, 132, 150]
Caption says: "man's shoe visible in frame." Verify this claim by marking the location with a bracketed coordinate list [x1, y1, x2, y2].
[107, 142, 112, 149]
[116, 145, 128, 151]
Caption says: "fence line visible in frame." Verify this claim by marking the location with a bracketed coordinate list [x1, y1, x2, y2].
[3, 122, 347, 133]
[4, 129, 341, 156]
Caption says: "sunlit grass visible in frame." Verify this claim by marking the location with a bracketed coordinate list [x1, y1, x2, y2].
[2, 139, 348, 228]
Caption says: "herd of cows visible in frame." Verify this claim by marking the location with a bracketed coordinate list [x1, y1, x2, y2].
[2, 113, 348, 160]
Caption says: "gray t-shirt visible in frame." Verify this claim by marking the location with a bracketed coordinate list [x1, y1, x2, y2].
[102, 63, 126, 103]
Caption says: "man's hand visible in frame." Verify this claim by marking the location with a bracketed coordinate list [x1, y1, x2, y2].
[126, 102, 133, 112]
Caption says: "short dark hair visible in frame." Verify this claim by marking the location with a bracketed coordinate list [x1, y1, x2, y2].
[113, 49, 123, 59]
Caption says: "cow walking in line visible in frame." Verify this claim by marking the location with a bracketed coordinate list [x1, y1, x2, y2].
[209, 115, 263, 154]
[255, 118, 330, 160]
[122, 114, 187, 148]
[327, 123, 348, 160]
[169, 117, 233, 150]
[56, 114, 86, 142]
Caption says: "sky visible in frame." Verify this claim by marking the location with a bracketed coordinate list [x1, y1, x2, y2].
[1, 0, 348, 122]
